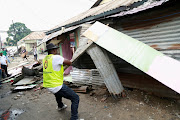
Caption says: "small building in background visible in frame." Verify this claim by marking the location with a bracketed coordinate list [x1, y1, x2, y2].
[18, 31, 46, 54]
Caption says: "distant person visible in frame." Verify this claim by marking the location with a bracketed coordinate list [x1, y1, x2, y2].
[21, 47, 28, 61]
[33, 46, 37, 61]
[11, 51, 14, 61]
[40, 48, 43, 54]
[0, 51, 11, 77]
[2, 48, 10, 63]
[9, 49, 14, 61]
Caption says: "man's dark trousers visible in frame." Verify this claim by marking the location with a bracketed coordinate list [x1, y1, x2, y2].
[1, 64, 9, 77]
[54, 84, 79, 120]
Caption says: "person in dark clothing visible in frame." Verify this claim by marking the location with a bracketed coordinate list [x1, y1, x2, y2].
[21, 47, 28, 61]
[2, 48, 10, 63]
[33, 46, 37, 61]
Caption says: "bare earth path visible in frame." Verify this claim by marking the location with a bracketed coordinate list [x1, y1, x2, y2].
[0, 55, 180, 120]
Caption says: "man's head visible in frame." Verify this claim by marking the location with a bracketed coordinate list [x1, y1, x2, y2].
[45, 43, 59, 55]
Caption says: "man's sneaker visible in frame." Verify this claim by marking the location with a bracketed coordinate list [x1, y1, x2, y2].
[7, 74, 12, 77]
[56, 104, 67, 111]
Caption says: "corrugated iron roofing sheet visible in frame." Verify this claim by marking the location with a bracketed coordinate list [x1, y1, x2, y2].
[49, 0, 143, 32]
[38, 26, 79, 46]
[109, 0, 168, 17]
[20, 32, 45, 41]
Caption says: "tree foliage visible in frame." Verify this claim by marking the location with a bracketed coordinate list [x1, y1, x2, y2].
[5, 22, 31, 46]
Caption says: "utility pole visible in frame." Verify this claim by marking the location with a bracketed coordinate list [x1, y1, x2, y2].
[12, 20, 18, 53]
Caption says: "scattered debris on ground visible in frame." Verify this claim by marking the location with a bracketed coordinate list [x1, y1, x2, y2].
[0, 56, 179, 120]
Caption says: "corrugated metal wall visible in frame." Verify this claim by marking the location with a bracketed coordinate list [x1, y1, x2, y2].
[112, 2, 180, 61]
[118, 17, 180, 61]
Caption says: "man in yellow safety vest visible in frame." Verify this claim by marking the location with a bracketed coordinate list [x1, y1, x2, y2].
[43, 43, 79, 120]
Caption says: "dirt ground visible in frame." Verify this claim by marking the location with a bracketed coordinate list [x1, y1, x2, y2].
[0, 55, 180, 120]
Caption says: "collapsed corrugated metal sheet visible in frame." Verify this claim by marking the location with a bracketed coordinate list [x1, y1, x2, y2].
[86, 44, 124, 96]
[83, 21, 180, 94]
[70, 68, 104, 86]
[47, 0, 169, 34]
[13, 77, 35, 86]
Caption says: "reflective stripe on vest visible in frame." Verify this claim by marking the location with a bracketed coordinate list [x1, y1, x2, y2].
[43, 54, 64, 88]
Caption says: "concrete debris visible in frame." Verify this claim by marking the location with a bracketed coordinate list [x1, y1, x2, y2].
[22, 66, 39, 76]
[0, 106, 11, 120]
[139, 102, 144, 106]
[10, 109, 25, 120]
[175, 113, 180, 119]
[1, 62, 43, 93]
[16, 94, 21, 97]
[90, 92, 95, 96]
[100, 95, 108, 102]
[13, 96, 19, 100]
[107, 113, 112, 118]
[0, 108, 25, 120]
[18, 92, 24, 95]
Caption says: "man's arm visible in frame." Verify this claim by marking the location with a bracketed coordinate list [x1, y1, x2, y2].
[63, 59, 72, 66]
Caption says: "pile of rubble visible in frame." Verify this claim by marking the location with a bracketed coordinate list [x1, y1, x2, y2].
[1, 61, 43, 92]
[1, 61, 108, 97]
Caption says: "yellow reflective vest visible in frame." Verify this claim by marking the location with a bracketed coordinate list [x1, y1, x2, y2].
[43, 54, 64, 88]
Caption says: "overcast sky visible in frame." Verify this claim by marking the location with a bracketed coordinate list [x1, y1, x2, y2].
[0, 0, 96, 41]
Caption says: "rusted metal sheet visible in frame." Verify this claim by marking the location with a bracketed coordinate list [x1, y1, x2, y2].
[109, 0, 168, 18]
[112, 3, 180, 61]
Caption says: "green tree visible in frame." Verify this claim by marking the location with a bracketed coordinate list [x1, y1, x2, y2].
[4, 37, 13, 46]
[6, 22, 31, 46]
